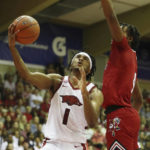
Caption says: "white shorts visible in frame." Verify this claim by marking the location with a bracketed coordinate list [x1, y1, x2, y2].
[40, 138, 86, 150]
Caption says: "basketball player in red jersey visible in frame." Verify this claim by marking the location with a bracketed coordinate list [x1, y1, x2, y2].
[100, 0, 143, 150]
[8, 24, 103, 150]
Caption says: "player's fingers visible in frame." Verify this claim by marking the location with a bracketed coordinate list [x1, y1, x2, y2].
[72, 76, 79, 85]
[8, 24, 13, 33]
[79, 67, 86, 78]
[10, 24, 15, 34]
[14, 30, 20, 35]
[79, 66, 84, 73]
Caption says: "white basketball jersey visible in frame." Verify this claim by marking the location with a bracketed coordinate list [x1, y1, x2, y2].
[43, 76, 96, 143]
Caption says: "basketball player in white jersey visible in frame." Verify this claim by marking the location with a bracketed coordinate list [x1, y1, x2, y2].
[8, 24, 103, 150]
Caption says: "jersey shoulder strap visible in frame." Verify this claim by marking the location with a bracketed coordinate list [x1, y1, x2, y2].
[86, 82, 96, 93]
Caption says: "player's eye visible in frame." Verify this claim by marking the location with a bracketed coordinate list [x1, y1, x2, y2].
[84, 56, 88, 61]
[76, 55, 81, 59]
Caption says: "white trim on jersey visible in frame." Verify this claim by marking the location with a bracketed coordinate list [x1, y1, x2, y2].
[110, 141, 126, 150]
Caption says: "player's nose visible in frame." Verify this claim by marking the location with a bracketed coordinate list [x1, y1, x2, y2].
[79, 56, 84, 61]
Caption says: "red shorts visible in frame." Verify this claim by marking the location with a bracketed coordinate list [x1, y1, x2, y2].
[106, 107, 140, 150]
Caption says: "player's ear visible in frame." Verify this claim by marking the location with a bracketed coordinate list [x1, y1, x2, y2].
[128, 35, 133, 43]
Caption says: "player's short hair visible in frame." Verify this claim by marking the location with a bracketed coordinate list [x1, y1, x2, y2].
[68, 51, 96, 81]
[121, 23, 140, 50]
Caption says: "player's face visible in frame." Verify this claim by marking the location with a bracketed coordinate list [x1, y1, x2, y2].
[71, 54, 90, 74]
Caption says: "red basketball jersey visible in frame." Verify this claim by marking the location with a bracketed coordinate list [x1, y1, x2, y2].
[102, 37, 137, 108]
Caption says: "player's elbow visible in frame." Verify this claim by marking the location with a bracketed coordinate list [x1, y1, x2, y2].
[133, 96, 143, 112]
[88, 122, 97, 128]
[88, 117, 98, 128]
[18, 69, 30, 81]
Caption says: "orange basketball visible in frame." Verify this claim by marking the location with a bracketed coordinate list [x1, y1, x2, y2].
[13, 15, 40, 44]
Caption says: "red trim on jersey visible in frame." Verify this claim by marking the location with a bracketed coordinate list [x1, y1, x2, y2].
[49, 77, 63, 101]
[86, 81, 90, 86]
[89, 85, 96, 94]
[68, 76, 92, 90]
[42, 138, 50, 147]
[68, 76, 79, 90]
[81, 143, 86, 150]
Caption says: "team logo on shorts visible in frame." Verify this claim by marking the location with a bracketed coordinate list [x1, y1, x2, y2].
[108, 117, 121, 137]
[109, 140, 126, 150]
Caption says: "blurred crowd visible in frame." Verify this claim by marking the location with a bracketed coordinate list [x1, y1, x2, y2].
[0, 63, 150, 150]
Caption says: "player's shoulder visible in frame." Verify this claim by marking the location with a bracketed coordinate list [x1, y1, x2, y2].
[47, 73, 63, 85]
[47, 73, 64, 92]
[87, 82, 101, 94]
[112, 36, 130, 50]
[47, 73, 63, 79]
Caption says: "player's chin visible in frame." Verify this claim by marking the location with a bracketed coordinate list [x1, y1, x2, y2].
[71, 66, 80, 71]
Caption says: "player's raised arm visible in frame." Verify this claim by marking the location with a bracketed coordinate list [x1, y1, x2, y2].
[101, 0, 123, 42]
[76, 66, 103, 127]
[8, 23, 62, 90]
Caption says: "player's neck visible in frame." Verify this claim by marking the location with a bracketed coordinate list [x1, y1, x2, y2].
[70, 69, 81, 78]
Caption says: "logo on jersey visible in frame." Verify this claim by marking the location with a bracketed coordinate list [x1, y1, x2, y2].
[60, 95, 82, 106]
[109, 140, 126, 150]
[108, 117, 121, 137]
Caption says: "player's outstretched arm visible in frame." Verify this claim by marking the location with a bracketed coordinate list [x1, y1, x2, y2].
[132, 80, 143, 112]
[8, 23, 62, 90]
[101, 0, 123, 42]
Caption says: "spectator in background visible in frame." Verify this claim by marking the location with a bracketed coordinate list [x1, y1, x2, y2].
[16, 98, 26, 113]
[23, 106, 33, 123]
[4, 92, 16, 107]
[145, 138, 150, 150]
[18, 115, 27, 131]
[29, 88, 43, 114]
[3, 74, 15, 95]
[1, 108, 8, 124]
[34, 137, 42, 150]
[23, 141, 30, 150]
[45, 64, 56, 74]
[0, 74, 4, 100]
[12, 121, 19, 133]
[24, 123, 31, 136]
[17, 135, 25, 150]
[4, 116, 13, 134]
[30, 116, 40, 134]
[15, 81, 24, 99]
[28, 133, 35, 148]
[39, 91, 50, 123]
[22, 83, 32, 101]
[6, 143, 13, 150]
[12, 130, 20, 150]
[7, 107, 16, 121]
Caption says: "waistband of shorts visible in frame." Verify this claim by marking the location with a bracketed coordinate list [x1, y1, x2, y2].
[105, 105, 125, 115]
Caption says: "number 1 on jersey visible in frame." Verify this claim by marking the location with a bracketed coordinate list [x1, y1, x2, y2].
[63, 108, 70, 125]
